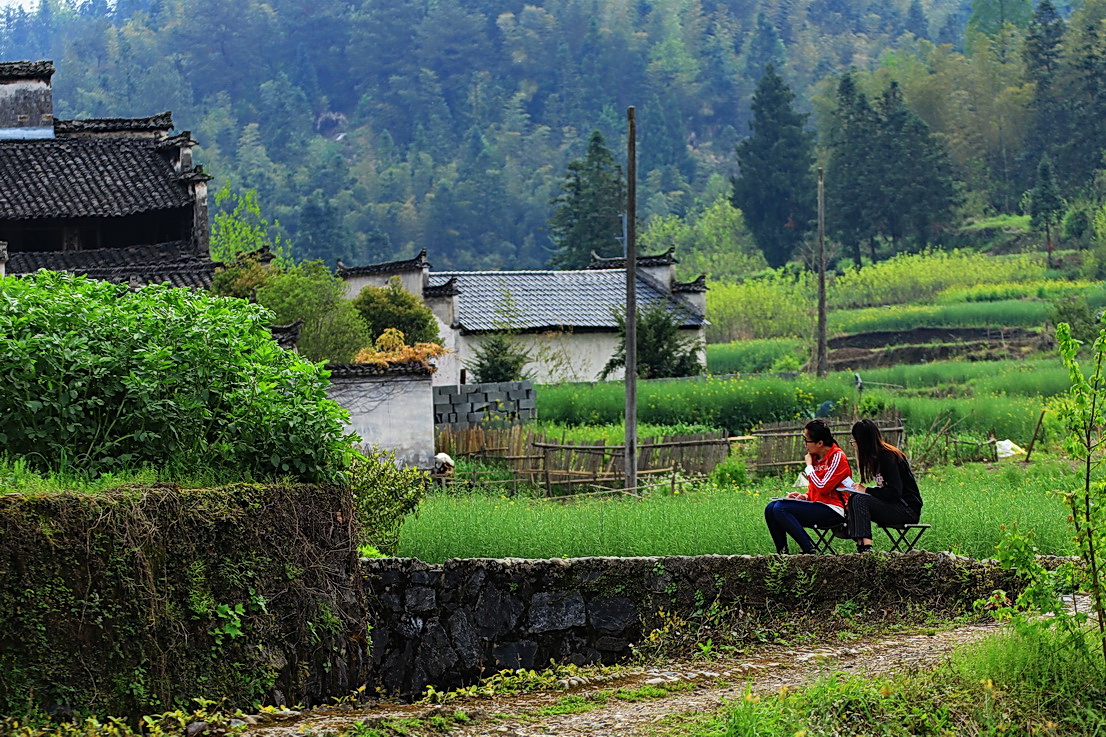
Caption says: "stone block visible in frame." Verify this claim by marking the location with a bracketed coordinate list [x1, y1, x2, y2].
[529, 591, 586, 633]
[492, 640, 538, 670]
[587, 596, 638, 634]
[518, 398, 537, 410]
[448, 610, 483, 670]
[418, 621, 459, 678]
[406, 586, 436, 612]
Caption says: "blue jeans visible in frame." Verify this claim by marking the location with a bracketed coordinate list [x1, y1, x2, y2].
[764, 499, 845, 554]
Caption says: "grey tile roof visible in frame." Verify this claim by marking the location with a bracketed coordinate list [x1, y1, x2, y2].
[587, 247, 678, 270]
[80, 261, 217, 290]
[0, 60, 53, 80]
[430, 269, 706, 333]
[54, 112, 173, 135]
[6, 241, 196, 273]
[7, 241, 216, 290]
[327, 361, 434, 377]
[336, 248, 429, 277]
[0, 137, 193, 219]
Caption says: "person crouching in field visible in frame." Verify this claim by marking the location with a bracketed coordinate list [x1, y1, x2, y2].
[764, 419, 854, 555]
[845, 419, 923, 553]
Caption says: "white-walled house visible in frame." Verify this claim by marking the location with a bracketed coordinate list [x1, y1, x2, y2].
[338, 249, 707, 385]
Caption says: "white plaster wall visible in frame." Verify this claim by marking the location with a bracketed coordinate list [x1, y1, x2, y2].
[442, 327, 706, 385]
[327, 375, 435, 468]
[342, 270, 424, 300]
[456, 331, 622, 384]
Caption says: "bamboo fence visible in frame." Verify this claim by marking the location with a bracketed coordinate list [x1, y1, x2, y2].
[435, 425, 752, 496]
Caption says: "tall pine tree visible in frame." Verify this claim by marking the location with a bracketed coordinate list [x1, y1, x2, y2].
[732, 64, 815, 268]
[1029, 155, 1064, 267]
[825, 71, 880, 266]
[548, 130, 626, 270]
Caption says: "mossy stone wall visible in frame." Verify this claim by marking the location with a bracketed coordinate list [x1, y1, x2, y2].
[363, 553, 1025, 696]
[0, 483, 369, 718]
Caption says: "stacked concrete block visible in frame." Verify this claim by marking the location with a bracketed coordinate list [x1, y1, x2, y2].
[433, 380, 536, 428]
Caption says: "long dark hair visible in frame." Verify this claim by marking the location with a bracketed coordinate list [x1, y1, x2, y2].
[851, 419, 905, 482]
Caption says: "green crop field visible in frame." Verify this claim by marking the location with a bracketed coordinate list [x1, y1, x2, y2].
[398, 460, 1074, 562]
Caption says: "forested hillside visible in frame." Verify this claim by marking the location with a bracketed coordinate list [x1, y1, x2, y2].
[1, 0, 1095, 272]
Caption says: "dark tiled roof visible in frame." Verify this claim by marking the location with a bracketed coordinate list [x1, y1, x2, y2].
[424, 276, 458, 298]
[269, 320, 302, 350]
[0, 137, 193, 219]
[54, 112, 173, 135]
[7, 241, 215, 289]
[587, 247, 677, 270]
[337, 248, 429, 277]
[673, 274, 708, 293]
[79, 261, 217, 290]
[0, 60, 53, 81]
[6, 241, 195, 273]
[327, 361, 434, 378]
[431, 269, 706, 333]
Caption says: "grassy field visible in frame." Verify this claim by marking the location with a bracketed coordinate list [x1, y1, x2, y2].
[537, 362, 1058, 440]
[682, 626, 1106, 736]
[397, 460, 1076, 562]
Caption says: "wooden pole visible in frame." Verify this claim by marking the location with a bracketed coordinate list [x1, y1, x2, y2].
[815, 166, 828, 377]
[1024, 409, 1046, 463]
[625, 106, 638, 493]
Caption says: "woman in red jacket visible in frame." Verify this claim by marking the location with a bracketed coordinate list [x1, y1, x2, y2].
[763, 419, 853, 554]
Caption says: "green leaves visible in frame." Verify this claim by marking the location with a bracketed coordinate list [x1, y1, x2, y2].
[0, 271, 351, 481]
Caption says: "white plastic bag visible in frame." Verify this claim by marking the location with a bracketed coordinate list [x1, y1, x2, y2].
[995, 439, 1026, 459]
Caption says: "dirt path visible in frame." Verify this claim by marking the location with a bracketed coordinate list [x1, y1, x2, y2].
[245, 619, 1002, 736]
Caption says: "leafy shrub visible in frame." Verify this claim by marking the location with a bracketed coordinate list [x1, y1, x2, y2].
[708, 455, 748, 487]
[353, 327, 448, 368]
[348, 449, 428, 554]
[352, 276, 441, 345]
[0, 272, 352, 480]
[254, 260, 372, 363]
[1046, 294, 1101, 346]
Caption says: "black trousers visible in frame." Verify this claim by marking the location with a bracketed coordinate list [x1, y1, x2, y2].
[845, 494, 918, 540]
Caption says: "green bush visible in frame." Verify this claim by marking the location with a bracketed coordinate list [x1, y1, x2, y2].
[348, 450, 428, 555]
[469, 332, 531, 383]
[352, 276, 441, 344]
[254, 260, 372, 363]
[0, 272, 352, 480]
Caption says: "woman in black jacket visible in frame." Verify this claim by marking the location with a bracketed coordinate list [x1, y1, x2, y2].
[846, 419, 923, 553]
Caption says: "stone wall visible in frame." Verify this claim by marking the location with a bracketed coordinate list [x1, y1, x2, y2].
[433, 380, 536, 428]
[362, 553, 1021, 697]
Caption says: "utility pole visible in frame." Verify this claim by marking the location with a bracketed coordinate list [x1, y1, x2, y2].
[815, 167, 828, 377]
[625, 106, 638, 492]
